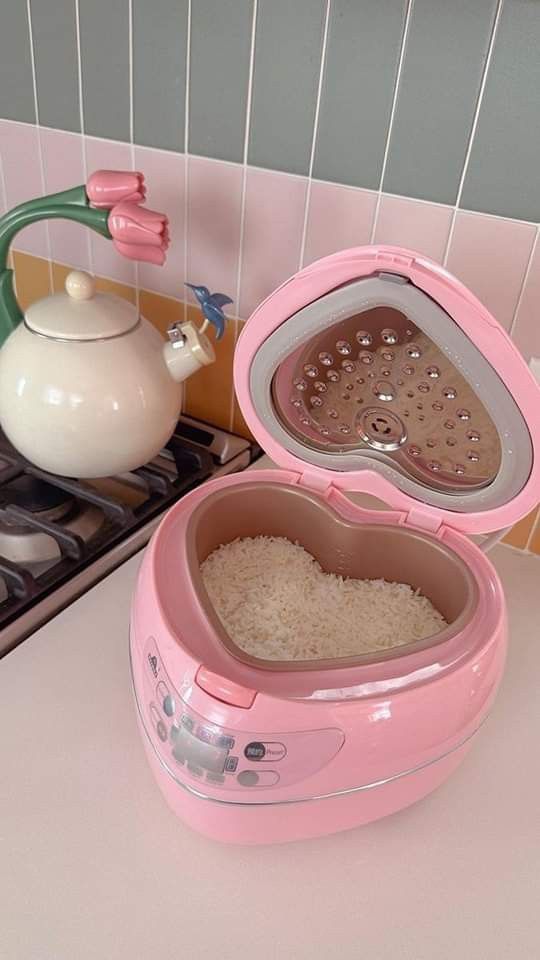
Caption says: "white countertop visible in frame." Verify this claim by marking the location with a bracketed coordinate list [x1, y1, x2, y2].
[1, 459, 540, 960]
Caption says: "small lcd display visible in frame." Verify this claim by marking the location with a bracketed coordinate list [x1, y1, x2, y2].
[172, 727, 227, 774]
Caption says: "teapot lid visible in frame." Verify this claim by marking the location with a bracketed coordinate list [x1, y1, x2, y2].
[25, 271, 138, 341]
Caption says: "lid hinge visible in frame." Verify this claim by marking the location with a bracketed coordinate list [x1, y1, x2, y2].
[403, 506, 443, 535]
[295, 470, 335, 496]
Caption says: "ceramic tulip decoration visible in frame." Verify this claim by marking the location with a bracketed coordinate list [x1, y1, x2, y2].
[0, 170, 227, 478]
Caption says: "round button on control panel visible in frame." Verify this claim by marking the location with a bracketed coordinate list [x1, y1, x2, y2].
[244, 741, 266, 760]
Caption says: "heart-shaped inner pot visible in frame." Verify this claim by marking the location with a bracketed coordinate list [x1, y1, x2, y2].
[185, 482, 478, 673]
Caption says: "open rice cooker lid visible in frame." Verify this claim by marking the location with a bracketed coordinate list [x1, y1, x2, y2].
[234, 246, 540, 536]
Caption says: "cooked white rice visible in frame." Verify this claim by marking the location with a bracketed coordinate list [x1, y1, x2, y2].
[201, 535, 446, 661]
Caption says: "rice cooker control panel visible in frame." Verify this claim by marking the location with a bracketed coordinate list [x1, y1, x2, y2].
[142, 636, 344, 791]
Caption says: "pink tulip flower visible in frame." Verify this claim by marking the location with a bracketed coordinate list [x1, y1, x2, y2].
[86, 170, 146, 209]
[108, 201, 170, 266]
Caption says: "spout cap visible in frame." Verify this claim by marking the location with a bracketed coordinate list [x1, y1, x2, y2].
[164, 321, 215, 383]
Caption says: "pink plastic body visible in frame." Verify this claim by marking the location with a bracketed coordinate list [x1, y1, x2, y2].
[130, 471, 507, 845]
[129, 244, 533, 843]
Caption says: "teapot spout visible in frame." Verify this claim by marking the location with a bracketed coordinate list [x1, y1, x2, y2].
[163, 320, 215, 384]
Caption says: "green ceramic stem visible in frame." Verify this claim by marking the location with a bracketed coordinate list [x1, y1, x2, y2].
[0, 185, 111, 344]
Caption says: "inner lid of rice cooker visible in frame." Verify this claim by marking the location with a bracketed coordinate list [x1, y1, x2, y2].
[234, 245, 540, 535]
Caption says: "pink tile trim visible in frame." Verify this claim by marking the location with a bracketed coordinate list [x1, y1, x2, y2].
[134, 145, 185, 298]
[85, 137, 136, 286]
[0, 120, 48, 258]
[303, 180, 376, 266]
[374, 195, 452, 262]
[512, 234, 540, 362]
[239, 168, 307, 318]
[40, 128, 90, 271]
[446, 212, 536, 331]
[186, 155, 242, 311]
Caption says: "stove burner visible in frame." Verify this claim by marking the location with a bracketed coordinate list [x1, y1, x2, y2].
[2, 475, 74, 517]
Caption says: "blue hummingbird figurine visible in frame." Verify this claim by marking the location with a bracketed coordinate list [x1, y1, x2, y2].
[185, 283, 233, 340]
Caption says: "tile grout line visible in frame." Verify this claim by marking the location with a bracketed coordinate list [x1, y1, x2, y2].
[183, 0, 192, 330]
[182, 0, 192, 328]
[25, 0, 54, 293]
[229, 0, 258, 433]
[509, 224, 539, 336]
[298, 0, 332, 271]
[181, 0, 193, 410]
[74, 0, 93, 276]
[369, 0, 415, 245]
[128, 0, 140, 312]
[442, 0, 504, 267]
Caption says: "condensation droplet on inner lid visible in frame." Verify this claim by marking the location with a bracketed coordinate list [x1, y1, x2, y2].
[408, 444, 421, 457]
[304, 363, 318, 377]
[446, 437, 457, 447]
[294, 378, 307, 391]
[328, 409, 338, 419]
[467, 429, 480, 441]
[402, 364, 414, 376]
[359, 351, 374, 365]
[314, 381, 328, 392]
[381, 328, 398, 344]
[443, 387, 457, 399]
[426, 438, 437, 448]
[407, 345, 421, 359]
[382, 350, 395, 361]
[467, 450, 480, 462]
[445, 419, 455, 430]
[426, 366, 440, 378]
[340, 424, 351, 434]
[455, 464, 466, 475]
[326, 370, 340, 382]
[418, 382, 430, 393]
[427, 460, 441, 472]
[432, 401, 443, 412]
[356, 331, 372, 346]
[373, 380, 396, 401]
[457, 408, 470, 420]
[318, 352, 333, 366]
[336, 340, 352, 355]
[342, 359, 355, 373]
[380, 366, 392, 377]
[310, 396, 323, 407]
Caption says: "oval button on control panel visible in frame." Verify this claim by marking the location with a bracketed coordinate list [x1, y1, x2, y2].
[237, 770, 279, 787]
[237, 770, 259, 786]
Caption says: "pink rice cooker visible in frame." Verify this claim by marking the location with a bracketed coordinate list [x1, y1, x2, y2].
[130, 246, 540, 844]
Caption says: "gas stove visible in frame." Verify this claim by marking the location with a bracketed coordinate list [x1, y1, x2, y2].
[0, 416, 258, 656]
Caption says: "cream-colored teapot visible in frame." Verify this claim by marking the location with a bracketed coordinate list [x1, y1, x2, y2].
[0, 170, 224, 478]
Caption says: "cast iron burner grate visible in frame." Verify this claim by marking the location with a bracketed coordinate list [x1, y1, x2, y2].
[0, 425, 216, 651]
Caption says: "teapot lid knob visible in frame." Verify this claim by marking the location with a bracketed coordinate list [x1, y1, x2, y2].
[65, 270, 96, 301]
